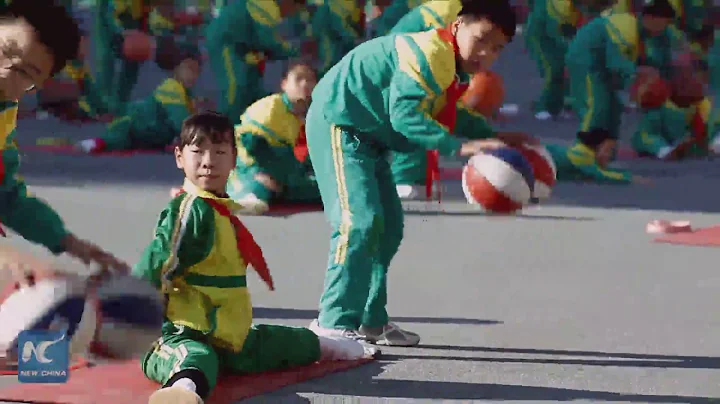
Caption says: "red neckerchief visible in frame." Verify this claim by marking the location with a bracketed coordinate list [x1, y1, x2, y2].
[426, 28, 469, 201]
[180, 191, 275, 291]
[294, 124, 309, 163]
[690, 108, 707, 151]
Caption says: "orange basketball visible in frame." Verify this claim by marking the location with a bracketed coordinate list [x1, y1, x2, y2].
[122, 30, 153, 62]
[461, 71, 505, 118]
[629, 75, 670, 109]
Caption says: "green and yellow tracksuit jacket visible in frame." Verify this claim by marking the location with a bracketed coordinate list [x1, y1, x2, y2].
[310, 0, 365, 75]
[0, 101, 68, 251]
[371, 0, 431, 37]
[133, 179, 273, 353]
[389, 0, 462, 34]
[632, 98, 712, 157]
[98, 78, 194, 151]
[314, 28, 495, 156]
[58, 60, 109, 118]
[546, 142, 633, 183]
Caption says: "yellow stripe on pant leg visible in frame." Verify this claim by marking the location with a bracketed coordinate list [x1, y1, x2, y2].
[531, 38, 553, 96]
[222, 46, 237, 105]
[581, 74, 595, 131]
[330, 125, 351, 265]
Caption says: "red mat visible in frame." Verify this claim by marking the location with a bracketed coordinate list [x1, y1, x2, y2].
[654, 225, 720, 247]
[264, 203, 323, 217]
[0, 358, 372, 404]
[20, 144, 172, 157]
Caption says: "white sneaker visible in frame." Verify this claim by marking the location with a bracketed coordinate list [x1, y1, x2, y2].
[317, 335, 379, 360]
[309, 319, 367, 341]
[359, 322, 421, 347]
[234, 193, 269, 215]
[76, 139, 98, 153]
[534, 111, 553, 121]
[396, 184, 444, 200]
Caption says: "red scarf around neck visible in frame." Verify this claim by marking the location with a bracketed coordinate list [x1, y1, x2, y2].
[181, 191, 275, 291]
[426, 28, 469, 201]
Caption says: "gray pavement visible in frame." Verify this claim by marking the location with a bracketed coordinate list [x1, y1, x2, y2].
[2, 32, 720, 403]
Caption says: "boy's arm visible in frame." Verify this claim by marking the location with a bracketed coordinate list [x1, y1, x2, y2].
[132, 195, 215, 289]
[0, 141, 69, 253]
[605, 26, 638, 88]
[247, 1, 298, 59]
[388, 37, 462, 156]
[454, 103, 496, 140]
[567, 146, 633, 183]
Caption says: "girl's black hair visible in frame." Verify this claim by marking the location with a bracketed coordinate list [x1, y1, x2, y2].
[458, 0, 517, 40]
[642, 0, 676, 19]
[2, 0, 81, 75]
[179, 111, 236, 150]
[283, 61, 318, 79]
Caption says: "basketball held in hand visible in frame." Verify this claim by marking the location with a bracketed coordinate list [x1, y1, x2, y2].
[629, 74, 670, 109]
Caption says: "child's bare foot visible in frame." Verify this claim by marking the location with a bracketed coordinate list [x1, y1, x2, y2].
[148, 386, 203, 404]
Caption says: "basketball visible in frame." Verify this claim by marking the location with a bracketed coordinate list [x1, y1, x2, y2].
[461, 148, 535, 213]
[629, 75, 670, 109]
[670, 66, 705, 108]
[515, 144, 557, 201]
[122, 30, 154, 62]
[91, 276, 163, 359]
[461, 71, 505, 118]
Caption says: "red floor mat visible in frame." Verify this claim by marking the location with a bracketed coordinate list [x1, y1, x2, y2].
[0, 358, 373, 404]
[654, 225, 720, 247]
[20, 144, 171, 157]
[264, 203, 324, 217]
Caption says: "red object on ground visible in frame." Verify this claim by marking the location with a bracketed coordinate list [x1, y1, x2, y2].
[0, 358, 373, 404]
[646, 220, 692, 234]
[654, 225, 720, 247]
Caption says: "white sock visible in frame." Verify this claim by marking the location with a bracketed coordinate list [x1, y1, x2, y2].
[171, 377, 197, 393]
[657, 146, 673, 159]
[77, 139, 97, 153]
[318, 335, 366, 361]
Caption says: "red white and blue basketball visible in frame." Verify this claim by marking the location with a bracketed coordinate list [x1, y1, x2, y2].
[0, 273, 163, 360]
[516, 144, 557, 201]
[461, 148, 535, 213]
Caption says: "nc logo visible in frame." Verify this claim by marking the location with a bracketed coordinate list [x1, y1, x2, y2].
[21, 333, 65, 364]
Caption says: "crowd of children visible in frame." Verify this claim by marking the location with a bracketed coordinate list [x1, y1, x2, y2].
[2, 0, 720, 403]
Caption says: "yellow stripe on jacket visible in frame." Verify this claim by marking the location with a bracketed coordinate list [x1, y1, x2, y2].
[236, 93, 303, 147]
[247, 0, 282, 27]
[395, 30, 457, 120]
[0, 102, 18, 151]
[154, 78, 193, 110]
[419, 0, 463, 29]
[605, 13, 640, 62]
[547, 0, 582, 26]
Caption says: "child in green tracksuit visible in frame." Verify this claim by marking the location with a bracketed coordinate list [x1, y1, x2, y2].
[204, 0, 302, 124]
[524, 0, 585, 120]
[38, 57, 110, 122]
[566, 0, 675, 140]
[547, 129, 647, 183]
[227, 63, 320, 214]
[305, 2, 532, 346]
[94, 0, 176, 115]
[310, 0, 365, 76]
[370, 0, 430, 36]
[388, 0, 462, 34]
[0, 0, 127, 276]
[135, 112, 376, 404]
[76, 46, 201, 153]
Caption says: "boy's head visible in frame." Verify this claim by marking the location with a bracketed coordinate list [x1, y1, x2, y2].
[175, 112, 237, 195]
[0, 0, 81, 101]
[577, 128, 615, 168]
[278, 0, 306, 17]
[281, 62, 317, 111]
[156, 38, 202, 87]
[452, 0, 517, 75]
[641, 0, 675, 36]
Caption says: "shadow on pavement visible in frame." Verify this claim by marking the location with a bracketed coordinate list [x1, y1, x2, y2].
[253, 307, 501, 326]
[262, 360, 716, 402]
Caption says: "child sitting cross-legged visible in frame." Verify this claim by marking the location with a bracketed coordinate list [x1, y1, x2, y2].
[133, 112, 378, 404]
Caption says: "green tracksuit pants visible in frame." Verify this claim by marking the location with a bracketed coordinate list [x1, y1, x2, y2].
[390, 146, 427, 186]
[526, 36, 567, 116]
[142, 322, 320, 397]
[99, 116, 173, 151]
[568, 65, 624, 139]
[94, 17, 141, 115]
[306, 106, 403, 330]
[206, 44, 266, 125]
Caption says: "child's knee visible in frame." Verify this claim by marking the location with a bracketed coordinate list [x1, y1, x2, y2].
[143, 337, 220, 394]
